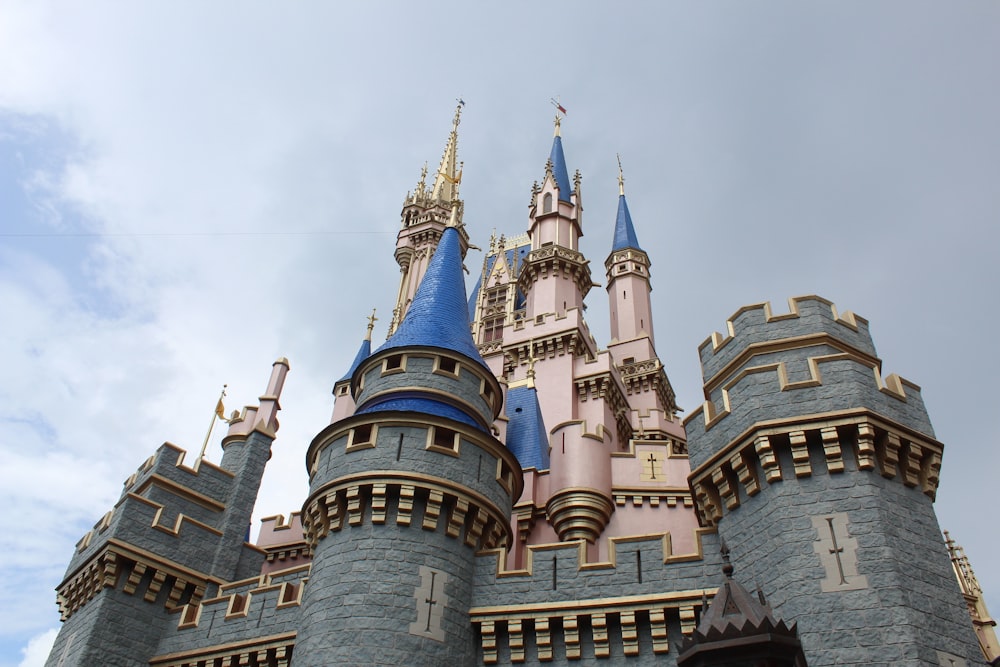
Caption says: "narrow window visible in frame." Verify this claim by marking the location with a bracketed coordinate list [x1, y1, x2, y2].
[543, 192, 553, 214]
[429, 427, 459, 456]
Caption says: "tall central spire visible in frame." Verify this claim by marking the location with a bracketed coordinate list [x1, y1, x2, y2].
[431, 101, 464, 203]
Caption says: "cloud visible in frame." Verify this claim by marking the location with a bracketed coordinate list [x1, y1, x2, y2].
[1, 2, 999, 662]
[16, 628, 58, 667]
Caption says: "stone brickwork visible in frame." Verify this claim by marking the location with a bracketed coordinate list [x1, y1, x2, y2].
[685, 296, 986, 666]
[295, 352, 521, 667]
[46, 370, 282, 667]
[470, 531, 723, 665]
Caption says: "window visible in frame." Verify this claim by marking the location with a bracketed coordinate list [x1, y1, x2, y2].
[482, 316, 504, 342]
[382, 354, 404, 374]
[543, 192, 553, 214]
[428, 426, 460, 456]
[436, 357, 458, 376]
[485, 286, 507, 308]
[347, 424, 376, 451]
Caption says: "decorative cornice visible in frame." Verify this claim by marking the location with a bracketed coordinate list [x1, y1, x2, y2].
[688, 411, 944, 526]
[301, 470, 513, 552]
[149, 632, 296, 667]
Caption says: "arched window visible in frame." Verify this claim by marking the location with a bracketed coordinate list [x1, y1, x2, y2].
[543, 192, 553, 214]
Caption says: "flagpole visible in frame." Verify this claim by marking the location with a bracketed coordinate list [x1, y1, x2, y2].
[197, 384, 227, 464]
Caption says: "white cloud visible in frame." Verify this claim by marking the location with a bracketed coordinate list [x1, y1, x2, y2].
[1, 2, 999, 662]
[17, 628, 58, 667]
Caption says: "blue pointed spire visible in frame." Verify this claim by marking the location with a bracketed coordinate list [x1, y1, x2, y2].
[549, 134, 573, 203]
[338, 337, 371, 383]
[505, 386, 550, 470]
[612, 194, 642, 251]
[376, 226, 488, 368]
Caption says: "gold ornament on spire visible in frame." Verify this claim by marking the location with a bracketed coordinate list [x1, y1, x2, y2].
[365, 308, 378, 342]
[432, 100, 464, 203]
[550, 97, 567, 136]
[617, 153, 625, 196]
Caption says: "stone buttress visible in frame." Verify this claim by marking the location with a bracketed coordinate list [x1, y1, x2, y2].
[684, 296, 985, 666]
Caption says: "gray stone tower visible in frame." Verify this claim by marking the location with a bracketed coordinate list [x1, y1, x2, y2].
[295, 225, 523, 666]
[45, 359, 289, 667]
[684, 296, 984, 667]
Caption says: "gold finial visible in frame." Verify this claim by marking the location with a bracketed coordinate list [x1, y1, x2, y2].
[365, 308, 378, 342]
[432, 101, 464, 203]
[550, 97, 567, 135]
[617, 153, 625, 196]
[417, 162, 428, 195]
[553, 115, 561, 137]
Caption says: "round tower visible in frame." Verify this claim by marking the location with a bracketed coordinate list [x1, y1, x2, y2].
[684, 296, 984, 666]
[295, 227, 522, 666]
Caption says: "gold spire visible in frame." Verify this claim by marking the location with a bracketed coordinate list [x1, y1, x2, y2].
[617, 153, 625, 196]
[432, 101, 464, 203]
[416, 162, 428, 197]
[365, 308, 377, 342]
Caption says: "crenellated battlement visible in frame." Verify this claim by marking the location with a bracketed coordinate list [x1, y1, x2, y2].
[696, 296, 876, 386]
[175, 566, 308, 632]
[470, 530, 721, 662]
[685, 350, 931, 450]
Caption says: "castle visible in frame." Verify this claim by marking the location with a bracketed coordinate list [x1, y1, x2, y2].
[44, 106, 998, 666]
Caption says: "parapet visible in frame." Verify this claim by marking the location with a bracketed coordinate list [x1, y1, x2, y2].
[686, 296, 934, 469]
[696, 296, 875, 388]
[471, 530, 722, 662]
[684, 296, 944, 526]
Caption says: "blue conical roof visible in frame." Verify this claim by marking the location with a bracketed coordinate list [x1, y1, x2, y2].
[376, 226, 488, 368]
[505, 386, 550, 470]
[611, 193, 642, 251]
[550, 135, 573, 203]
[338, 337, 371, 383]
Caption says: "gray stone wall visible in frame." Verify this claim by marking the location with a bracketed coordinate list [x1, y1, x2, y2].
[45, 563, 175, 667]
[296, 501, 478, 666]
[686, 296, 985, 666]
[715, 449, 984, 666]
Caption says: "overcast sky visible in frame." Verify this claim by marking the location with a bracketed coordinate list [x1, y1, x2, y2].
[2, 2, 998, 665]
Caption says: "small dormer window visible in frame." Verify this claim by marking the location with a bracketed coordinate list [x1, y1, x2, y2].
[543, 192, 553, 214]
[347, 423, 376, 452]
[428, 426, 460, 456]
[436, 357, 459, 377]
[382, 354, 405, 375]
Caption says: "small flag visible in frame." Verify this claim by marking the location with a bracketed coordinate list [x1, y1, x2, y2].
[215, 397, 226, 420]
[550, 98, 567, 115]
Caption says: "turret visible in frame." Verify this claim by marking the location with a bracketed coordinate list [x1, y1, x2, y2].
[605, 162, 681, 440]
[684, 296, 984, 666]
[330, 310, 376, 422]
[296, 224, 523, 666]
[45, 360, 288, 667]
[519, 117, 594, 319]
[606, 159, 655, 349]
[390, 103, 470, 335]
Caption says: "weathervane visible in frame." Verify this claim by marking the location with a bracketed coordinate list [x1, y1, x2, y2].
[550, 97, 567, 134]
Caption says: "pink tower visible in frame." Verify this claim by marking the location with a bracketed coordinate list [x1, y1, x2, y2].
[469, 118, 699, 565]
